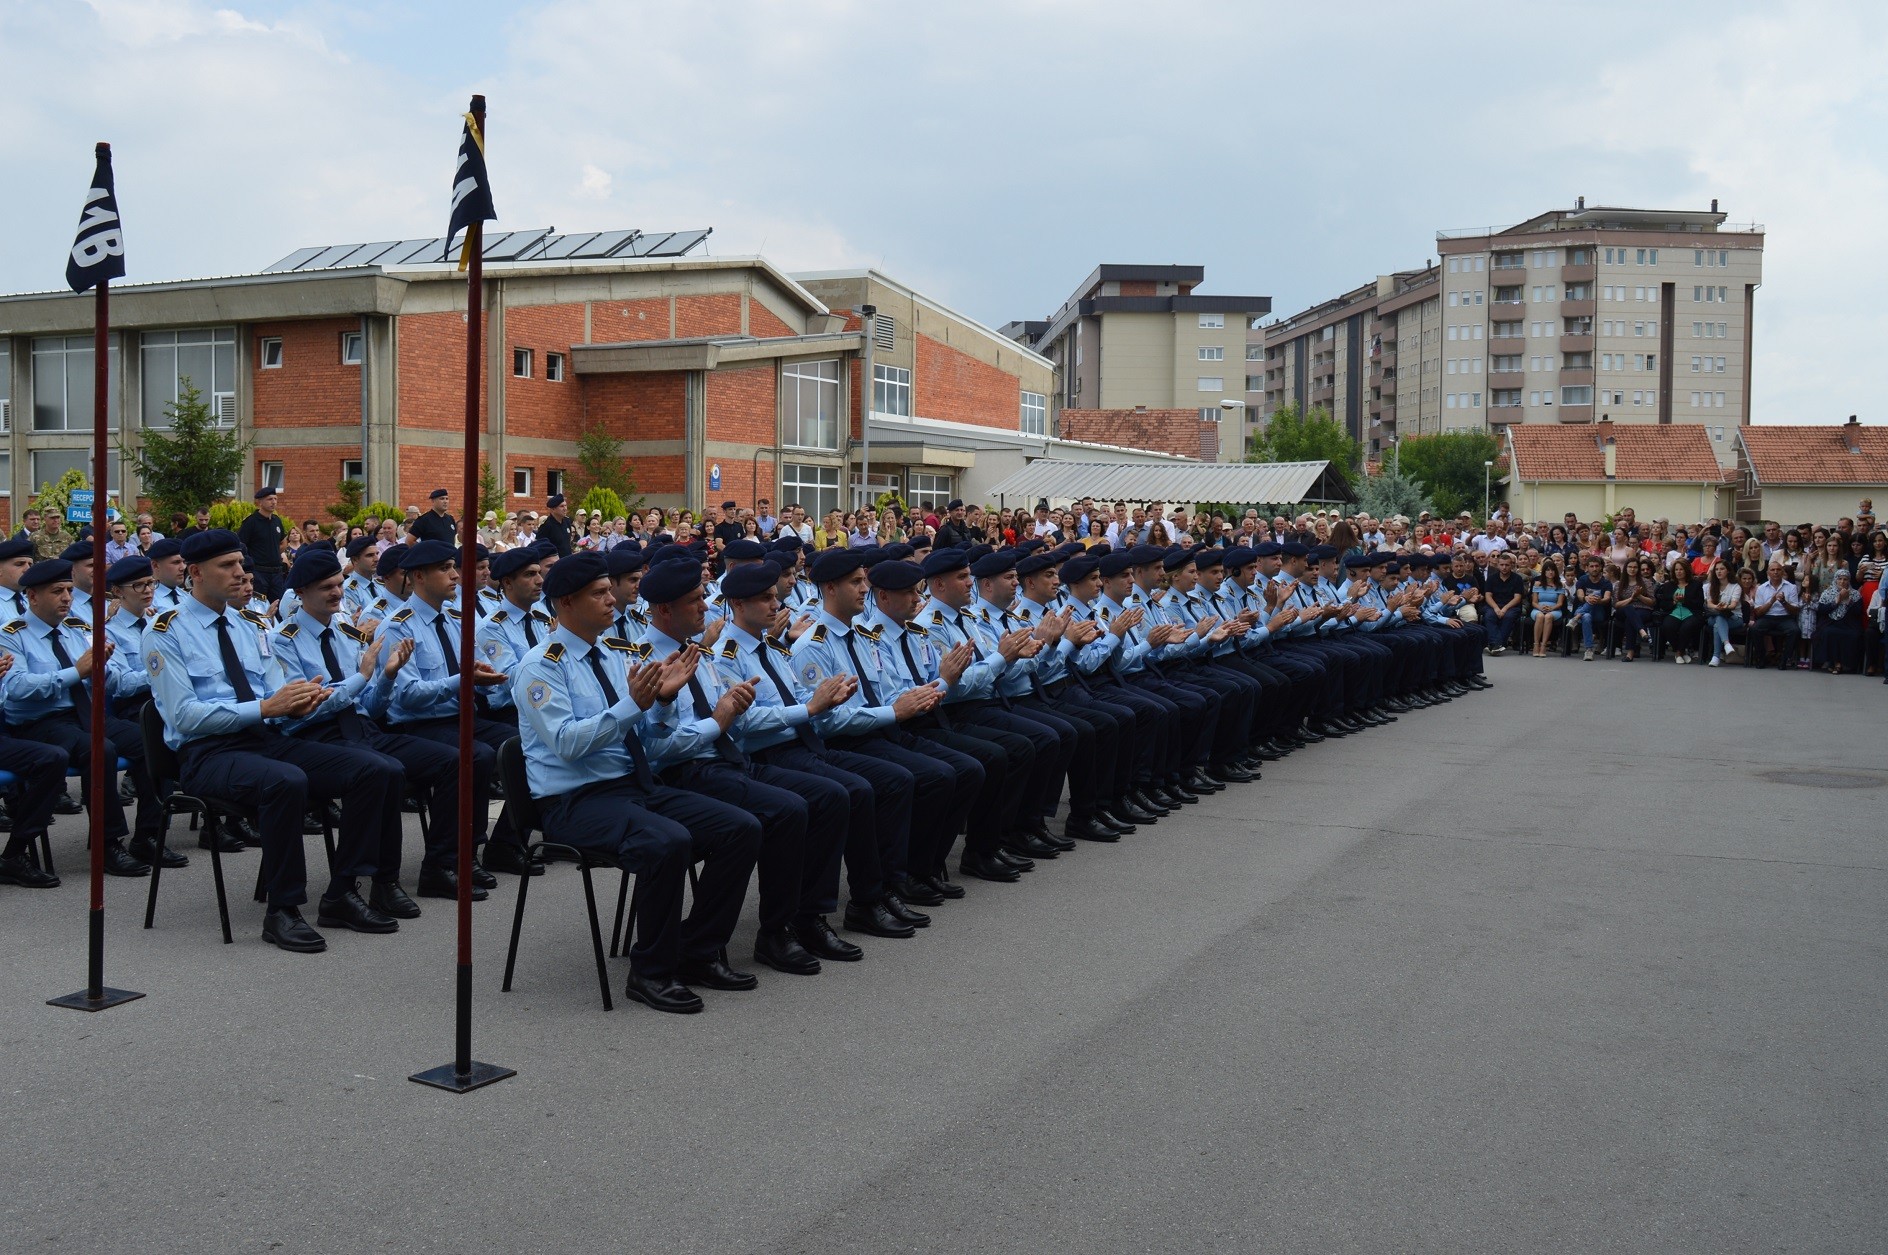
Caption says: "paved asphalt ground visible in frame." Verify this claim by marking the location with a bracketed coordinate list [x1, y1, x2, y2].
[1, 655, 1882, 1253]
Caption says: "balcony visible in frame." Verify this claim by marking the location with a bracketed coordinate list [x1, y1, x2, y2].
[1560, 332, 1594, 354]
[1378, 348, 1397, 368]
[1559, 368, 1594, 387]
[1489, 332, 1525, 352]
[1562, 262, 1596, 284]
[1561, 297, 1597, 317]
[1379, 403, 1396, 423]
[1556, 404, 1595, 423]
[1488, 298, 1526, 316]
[1310, 384, 1335, 404]
[1488, 404, 1522, 424]
[1368, 396, 1382, 416]
[1490, 261, 1528, 277]
[1487, 371, 1524, 391]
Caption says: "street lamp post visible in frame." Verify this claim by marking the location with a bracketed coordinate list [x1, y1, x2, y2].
[1483, 459, 1494, 522]
[858, 304, 876, 509]
[1218, 398, 1246, 462]
[1391, 435, 1400, 478]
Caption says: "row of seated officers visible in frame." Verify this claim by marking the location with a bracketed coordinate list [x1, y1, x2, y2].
[0, 526, 1489, 1015]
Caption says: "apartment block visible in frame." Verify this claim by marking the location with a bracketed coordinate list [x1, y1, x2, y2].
[1003, 264, 1271, 461]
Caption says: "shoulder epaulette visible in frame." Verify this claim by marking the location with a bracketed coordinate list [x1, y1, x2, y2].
[445, 607, 462, 619]
[810, 623, 828, 644]
[63, 617, 91, 630]
[604, 638, 636, 653]
[279, 622, 301, 639]
[530, 609, 552, 623]
[712, 593, 725, 605]
[390, 608, 414, 623]
[855, 624, 882, 642]
[906, 622, 929, 638]
[1, 620, 25, 635]
[930, 608, 946, 624]
[543, 642, 566, 662]
[1099, 607, 1112, 621]
[239, 610, 268, 629]
[630, 641, 653, 659]
[151, 610, 178, 634]
[719, 640, 739, 659]
[489, 609, 509, 623]
[339, 622, 370, 644]
[765, 636, 793, 656]
[629, 608, 648, 624]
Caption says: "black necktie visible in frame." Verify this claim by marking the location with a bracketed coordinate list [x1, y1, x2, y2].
[522, 615, 538, 648]
[685, 674, 748, 766]
[584, 647, 654, 788]
[432, 615, 460, 675]
[955, 612, 1010, 707]
[46, 628, 89, 730]
[214, 615, 258, 703]
[896, 634, 923, 684]
[318, 628, 370, 738]
[752, 644, 820, 750]
[838, 632, 881, 706]
[12, 591, 22, 614]
[1001, 610, 1046, 698]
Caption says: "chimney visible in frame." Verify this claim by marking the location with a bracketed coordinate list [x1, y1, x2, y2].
[1576, 195, 1585, 210]
[1597, 415, 1616, 477]
[1133, 405, 1148, 413]
[1711, 198, 1720, 213]
[1844, 414, 1862, 454]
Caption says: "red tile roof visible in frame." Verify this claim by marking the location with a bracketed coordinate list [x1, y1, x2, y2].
[1507, 423, 1724, 482]
[1739, 424, 1888, 485]
[1058, 408, 1205, 459]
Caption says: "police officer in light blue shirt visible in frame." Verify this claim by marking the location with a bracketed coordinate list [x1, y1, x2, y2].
[143, 528, 403, 954]
[58, 542, 108, 627]
[474, 546, 553, 717]
[603, 546, 650, 645]
[342, 537, 381, 621]
[0, 535, 35, 626]
[376, 539, 517, 884]
[0, 557, 167, 875]
[509, 550, 762, 1014]
[102, 555, 157, 717]
[146, 536, 189, 615]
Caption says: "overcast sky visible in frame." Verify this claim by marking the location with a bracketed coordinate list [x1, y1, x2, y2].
[4, 0, 1882, 425]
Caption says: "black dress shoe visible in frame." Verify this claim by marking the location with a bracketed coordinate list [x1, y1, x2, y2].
[1208, 764, 1256, 785]
[416, 866, 488, 902]
[198, 824, 244, 853]
[1116, 798, 1159, 825]
[479, 842, 544, 876]
[53, 792, 83, 816]
[1295, 725, 1327, 744]
[316, 884, 399, 934]
[470, 864, 498, 890]
[102, 839, 150, 878]
[369, 879, 422, 919]
[0, 853, 58, 888]
[779, 920, 850, 966]
[1165, 782, 1200, 805]
[624, 971, 703, 1014]
[892, 875, 946, 907]
[990, 846, 1035, 872]
[1006, 833, 1058, 860]
[1467, 675, 1493, 689]
[677, 954, 759, 991]
[1382, 696, 1411, 712]
[129, 837, 189, 869]
[844, 898, 916, 938]
[262, 906, 327, 953]
[302, 811, 327, 835]
[1092, 808, 1136, 835]
[1184, 769, 1223, 794]
[1064, 815, 1121, 843]
[1129, 790, 1171, 817]
[879, 892, 930, 927]
[918, 871, 966, 899]
[959, 850, 1021, 883]
[232, 816, 263, 847]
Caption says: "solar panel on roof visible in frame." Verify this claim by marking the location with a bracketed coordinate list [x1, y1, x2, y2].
[638, 228, 711, 257]
[538, 232, 599, 259]
[483, 228, 551, 260]
[305, 244, 361, 269]
[570, 229, 639, 259]
[262, 227, 709, 273]
[346, 241, 404, 267]
[624, 232, 672, 257]
[264, 247, 325, 273]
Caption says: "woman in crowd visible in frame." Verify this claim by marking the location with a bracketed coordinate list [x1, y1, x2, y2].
[1612, 557, 1654, 661]
[813, 510, 848, 550]
[1546, 525, 1576, 563]
[1530, 560, 1567, 657]
[1702, 558, 1741, 666]
[1656, 559, 1705, 663]
[1604, 527, 1636, 568]
[575, 515, 607, 551]
[1811, 568, 1864, 674]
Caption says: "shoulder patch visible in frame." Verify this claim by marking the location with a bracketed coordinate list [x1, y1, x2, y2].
[905, 622, 929, 638]
[445, 607, 462, 619]
[390, 608, 414, 623]
[489, 609, 509, 623]
[855, 624, 882, 642]
[766, 636, 794, 656]
[604, 638, 636, 653]
[151, 610, 178, 634]
[279, 622, 301, 639]
[542, 642, 567, 663]
[239, 610, 268, 629]
[63, 616, 91, 630]
[930, 609, 946, 624]
[629, 608, 648, 624]
[810, 623, 828, 644]
[719, 640, 739, 660]
[530, 609, 552, 623]
[1, 620, 25, 635]
[338, 622, 370, 644]
[631, 641, 653, 659]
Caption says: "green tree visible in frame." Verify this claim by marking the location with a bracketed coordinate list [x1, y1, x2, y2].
[1396, 431, 1501, 522]
[32, 468, 92, 524]
[122, 377, 250, 520]
[573, 423, 641, 507]
[1353, 472, 1435, 521]
[477, 461, 506, 521]
[578, 486, 628, 521]
[209, 500, 256, 530]
[328, 478, 365, 523]
[1246, 403, 1361, 488]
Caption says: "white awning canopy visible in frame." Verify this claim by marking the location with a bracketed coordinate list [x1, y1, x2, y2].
[980, 459, 1350, 507]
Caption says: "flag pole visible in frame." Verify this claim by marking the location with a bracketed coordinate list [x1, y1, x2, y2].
[411, 96, 512, 1093]
[51, 141, 143, 1013]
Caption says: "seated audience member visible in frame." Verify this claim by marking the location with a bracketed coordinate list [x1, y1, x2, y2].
[1479, 551, 1525, 655]
[1571, 556, 1613, 661]
[1745, 562, 1801, 669]
[1812, 568, 1864, 675]
[1656, 558, 1705, 663]
[1702, 559, 1741, 666]
[1530, 560, 1567, 657]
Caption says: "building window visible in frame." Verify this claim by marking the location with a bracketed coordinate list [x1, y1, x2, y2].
[781, 462, 841, 520]
[782, 359, 841, 450]
[873, 364, 911, 417]
[906, 472, 953, 514]
[545, 352, 565, 382]
[546, 469, 565, 499]
[342, 459, 363, 482]
[341, 331, 364, 365]
[0, 453, 9, 494]
[31, 336, 121, 432]
[30, 449, 118, 496]
[1245, 345, 1263, 361]
[259, 461, 285, 493]
[1196, 377, 1223, 392]
[1561, 385, 1594, 405]
[0, 345, 9, 432]
[512, 467, 532, 497]
[511, 347, 532, 378]
[1019, 391, 1047, 436]
[1198, 313, 1225, 329]
[1198, 346, 1224, 361]
[1245, 374, 1263, 392]
[260, 337, 284, 369]
[141, 327, 237, 428]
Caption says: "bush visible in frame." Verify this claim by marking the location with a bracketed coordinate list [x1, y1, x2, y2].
[1354, 472, 1435, 522]
[578, 486, 627, 521]
[31, 468, 91, 524]
[328, 479, 365, 523]
[208, 500, 255, 531]
[351, 501, 405, 528]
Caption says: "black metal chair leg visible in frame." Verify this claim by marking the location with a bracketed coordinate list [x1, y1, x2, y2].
[207, 818, 232, 944]
[37, 831, 54, 877]
[579, 865, 613, 1011]
[609, 870, 632, 958]
[143, 843, 162, 928]
[501, 851, 533, 993]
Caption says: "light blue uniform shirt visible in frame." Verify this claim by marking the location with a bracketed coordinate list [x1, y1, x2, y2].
[1094, 592, 1156, 676]
[269, 609, 395, 735]
[1059, 594, 1127, 677]
[380, 597, 471, 725]
[636, 626, 745, 771]
[712, 622, 814, 755]
[0, 585, 30, 627]
[913, 596, 1008, 703]
[342, 573, 379, 620]
[0, 611, 141, 722]
[606, 601, 651, 647]
[474, 600, 555, 711]
[1010, 595, 1082, 686]
[143, 598, 285, 750]
[511, 626, 650, 799]
[104, 606, 155, 696]
[788, 607, 900, 739]
[853, 606, 947, 700]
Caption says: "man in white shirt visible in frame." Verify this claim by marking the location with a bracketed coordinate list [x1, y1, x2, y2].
[1746, 562, 1802, 669]
[1031, 501, 1059, 538]
[1471, 521, 1510, 558]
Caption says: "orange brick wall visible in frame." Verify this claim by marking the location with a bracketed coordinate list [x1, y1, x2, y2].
[252, 318, 363, 429]
[748, 299, 795, 338]
[252, 443, 366, 522]
[503, 304, 586, 442]
[398, 311, 489, 432]
[582, 372, 687, 442]
[915, 333, 1020, 431]
[398, 445, 478, 514]
[675, 294, 742, 338]
[705, 363, 778, 511]
[1120, 281, 1158, 297]
[590, 298, 672, 343]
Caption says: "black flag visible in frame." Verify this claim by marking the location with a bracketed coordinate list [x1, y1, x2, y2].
[66, 142, 126, 294]
[447, 109, 496, 271]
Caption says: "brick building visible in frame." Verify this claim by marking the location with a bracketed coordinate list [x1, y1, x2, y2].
[0, 231, 1161, 531]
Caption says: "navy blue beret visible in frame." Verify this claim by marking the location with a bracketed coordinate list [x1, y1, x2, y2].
[286, 550, 341, 590]
[1384, 561, 1402, 575]
[403, 540, 458, 570]
[1015, 553, 1056, 578]
[253, 485, 277, 501]
[867, 560, 924, 591]
[946, 499, 964, 510]
[429, 488, 449, 500]
[106, 555, 154, 586]
[771, 535, 803, 554]
[1251, 541, 1284, 558]
[1280, 541, 1310, 559]
[1127, 545, 1166, 566]
[543, 551, 609, 601]
[0, 536, 34, 563]
[546, 494, 566, 509]
[859, 548, 893, 568]
[882, 543, 914, 561]
[20, 559, 73, 589]
[145, 536, 183, 562]
[60, 542, 93, 563]
[808, 548, 868, 585]
[180, 529, 242, 565]
[970, 550, 1017, 579]
[1223, 546, 1256, 569]
[909, 535, 932, 553]
[1194, 549, 1224, 570]
[1367, 551, 1393, 567]
[490, 548, 539, 581]
[719, 561, 782, 601]
[963, 543, 994, 565]
[638, 557, 702, 605]
[722, 539, 767, 562]
[530, 540, 559, 562]
[1098, 551, 1137, 578]
[344, 536, 375, 560]
[1307, 545, 1339, 562]
[1016, 538, 1046, 555]
[649, 544, 691, 567]
[1342, 553, 1375, 569]
[1058, 554, 1101, 583]
[1162, 548, 1195, 571]
[605, 547, 649, 579]
[921, 549, 968, 577]
[1088, 542, 1112, 557]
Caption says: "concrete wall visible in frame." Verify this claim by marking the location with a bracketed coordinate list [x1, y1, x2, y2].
[1513, 481, 1734, 524]
[1758, 486, 1887, 527]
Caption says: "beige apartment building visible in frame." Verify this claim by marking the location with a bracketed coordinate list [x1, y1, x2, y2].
[1262, 202, 1764, 462]
[1003, 265, 1271, 460]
